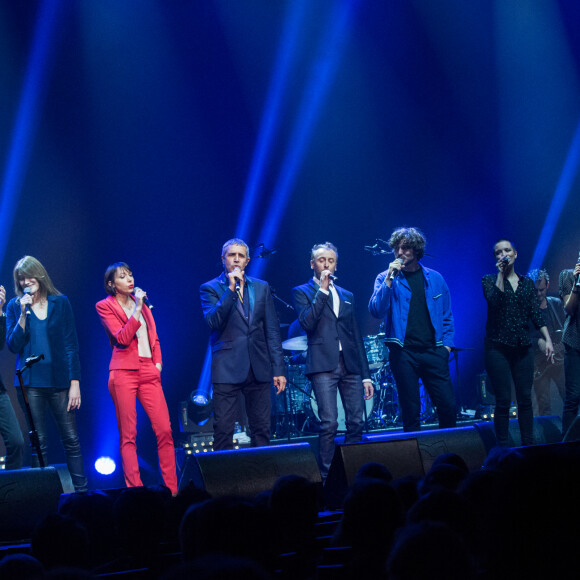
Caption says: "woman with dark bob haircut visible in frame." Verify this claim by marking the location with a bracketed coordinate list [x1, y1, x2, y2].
[6, 256, 88, 492]
[96, 262, 177, 495]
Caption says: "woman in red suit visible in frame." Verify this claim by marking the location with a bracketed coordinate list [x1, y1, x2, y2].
[96, 262, 177, 495]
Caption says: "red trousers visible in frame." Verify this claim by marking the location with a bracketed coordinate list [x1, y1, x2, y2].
[108, 357, 178, 494]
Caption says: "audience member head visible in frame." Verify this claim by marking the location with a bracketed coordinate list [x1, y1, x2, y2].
[58, 490, 117, 567]
[113, 486, 165, 564]
[0, 553, 45, 580]
[355, 461, 393, 484]
[333, 478, 403, 553]
[418, 463, 467, 496]
[269, 474, 320, 546]
[180, 496, 274, 571]
[387, 521, 475, 580]
[31, 514, 90, 571]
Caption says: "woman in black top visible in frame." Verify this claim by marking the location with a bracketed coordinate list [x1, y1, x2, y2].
[482, 239, 553, 446]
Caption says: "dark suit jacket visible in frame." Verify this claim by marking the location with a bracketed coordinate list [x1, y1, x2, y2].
[292, 279, 370, 378]
[96, 295, 162, 370]
[6, 295, 81, 388]
[200, 273, 286, 384]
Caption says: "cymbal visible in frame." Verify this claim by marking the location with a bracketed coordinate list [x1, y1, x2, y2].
[282, 336, 308, 351]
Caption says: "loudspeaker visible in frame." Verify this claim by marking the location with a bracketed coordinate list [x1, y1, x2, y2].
[563, 415, 580, 442]
[414, 426, 488, 473]
[0, 464, 73, 542]
[364, 426, 489, 474]
[178, 442, 322, 497]
[475, 415, 563, 452]
[324, 438, 424, 509]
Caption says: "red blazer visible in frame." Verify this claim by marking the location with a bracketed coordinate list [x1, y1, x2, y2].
[96, 295, 162, 370]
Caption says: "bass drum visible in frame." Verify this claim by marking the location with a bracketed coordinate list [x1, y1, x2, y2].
[309, 390, 374, 432]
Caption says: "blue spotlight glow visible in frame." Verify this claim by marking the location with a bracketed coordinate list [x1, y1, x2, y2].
[237, 0, 307, 240]
[194, 343, 213, 400]
[254, 0, 361, 278]
[0, 0, 63, 267]
[529, 118, 580, 271]
[194, 1, 308, 399]
[94, 456, 116, 476]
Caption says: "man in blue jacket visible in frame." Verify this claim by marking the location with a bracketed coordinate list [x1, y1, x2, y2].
[369, 227, 456, 432]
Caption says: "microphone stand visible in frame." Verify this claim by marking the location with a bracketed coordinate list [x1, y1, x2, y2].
[271, 289, 295, 311]
[16, 354, 46, 467]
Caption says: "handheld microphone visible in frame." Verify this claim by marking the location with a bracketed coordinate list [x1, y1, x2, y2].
[134, 288, 153, 309]
[329, 274, 338, 282]
[23, 287, 32, 316]
[233, 268, 241, 292]
[500, 255, 510, 267]
[389, 258, 404, 280]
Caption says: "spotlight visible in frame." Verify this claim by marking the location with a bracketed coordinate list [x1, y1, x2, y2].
[186, 391, 214, 427]
[94, 456, 116, 476]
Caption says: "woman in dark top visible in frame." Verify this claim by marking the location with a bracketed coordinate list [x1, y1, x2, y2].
[482, 240, 553, 446]
[6, 256, 88, 491]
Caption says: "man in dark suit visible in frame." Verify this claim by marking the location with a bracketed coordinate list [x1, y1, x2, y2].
[292, 242, 373, 481]
[200, 238, 287, 451]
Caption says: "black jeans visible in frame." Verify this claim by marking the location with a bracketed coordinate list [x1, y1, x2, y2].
[388, 345, 457, 432]
[562, 345, 580, 437]
[24, 387, 88, 492]
[485, 340, 534, 446]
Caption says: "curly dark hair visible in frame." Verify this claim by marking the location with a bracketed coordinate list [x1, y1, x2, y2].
[388, 227, 426, 260]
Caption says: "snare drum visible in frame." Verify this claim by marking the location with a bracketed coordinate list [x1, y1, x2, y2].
[363, 333, 388, 369]
[309, 390, 374, 431]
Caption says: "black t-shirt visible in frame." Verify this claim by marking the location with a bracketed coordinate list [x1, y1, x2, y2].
[403, 268, 435, 348]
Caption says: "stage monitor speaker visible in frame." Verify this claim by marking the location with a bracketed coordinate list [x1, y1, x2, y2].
[0, 464, 73, 542]
[413, 426, 489, 473]
[562, 415, 580, 442]
[178, 442, 322, 497]
[364, 426, 489, 474]
[475, 415, 563, 452]
[324, 438, 424, 509]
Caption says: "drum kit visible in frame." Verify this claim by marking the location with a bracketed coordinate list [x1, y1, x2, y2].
[275, 332, 436, 437]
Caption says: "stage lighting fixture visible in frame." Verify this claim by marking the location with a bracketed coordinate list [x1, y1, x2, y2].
[94, 456, 116, 475]
[188, 392, 213, 424]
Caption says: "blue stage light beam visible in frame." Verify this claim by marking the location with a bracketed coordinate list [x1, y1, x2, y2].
[0, 0, 63, 268]
[253, 0, 361, 279]
[528, 118, 580, 271]
[237, 0, 307, 240]
[194, 1, 308, 400]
